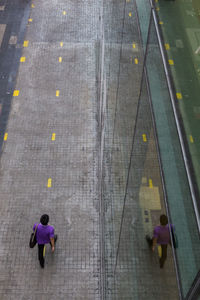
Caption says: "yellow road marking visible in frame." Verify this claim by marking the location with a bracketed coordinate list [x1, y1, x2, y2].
[52, 133, 56, 141]
[4, 133, 8, 141]
[176, 92, 182, 100]
[129, 12, 132, 17]
[28, 18, 33, 22]
[60, 42, 63, 47]
[63, 11, 66, 15]
[149, 179, 153, 188]
[47, 178, 52, 188]
[142, 134, 147, 142]
[13, 90, 19, 96]
[59, 57, 62, 63]
[56, 90, 60, 97]
[20, 57, 26, 62]
[23, 40, 29, 47]
[132, 43, 136, 49]
[165, 43, 170, 50]
[134, 58, 138, 64]
[168, 59, 174, 65]
[189, 135, 194, 143]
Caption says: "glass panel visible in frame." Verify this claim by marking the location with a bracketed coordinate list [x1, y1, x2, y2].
[145, 16, 200, 298]
[156, 0, 200, 216]
[102, 1, 144, 298]
[102, 0, 200, 298]
[113, 75, 179, 299]
[135, 0, 151, 50]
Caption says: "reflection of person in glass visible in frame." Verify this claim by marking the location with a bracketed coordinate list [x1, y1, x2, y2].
[146, 214, 171, 268]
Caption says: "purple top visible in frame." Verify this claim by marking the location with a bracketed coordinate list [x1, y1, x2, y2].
[33, 223, 54, 245]
[153, 224, 170, 245]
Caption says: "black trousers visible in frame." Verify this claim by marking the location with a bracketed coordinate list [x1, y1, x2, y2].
[38, 244, 46, 267]
[38, 242, 52, 267]
[37, 235, 57, 267]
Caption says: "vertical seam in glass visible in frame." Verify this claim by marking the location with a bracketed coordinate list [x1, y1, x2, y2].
[98, 2, 106, 299]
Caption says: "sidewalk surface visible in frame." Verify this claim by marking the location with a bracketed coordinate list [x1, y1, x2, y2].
[0, 0, 179, 299]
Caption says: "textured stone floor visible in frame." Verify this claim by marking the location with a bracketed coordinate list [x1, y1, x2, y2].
[0, 0, 179, 299]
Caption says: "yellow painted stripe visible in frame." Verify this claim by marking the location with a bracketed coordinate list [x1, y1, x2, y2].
[142, 134, 147, 142]
[4, 133, 8, 141]
[132, 43, 136, 49]
[52, 133, 56, 141]
[59, 57, 62, 63]
[47, 178, 52, 188]
[149, 179, 153, 188]
[23, 40, 29, 47]
[60, 42, 63, 47]
[63, 11, 66, 15]
[134, 58, 138, 64]
[165, 43, 170, 50]
[28, 18, 33, 22]
[20, 57, 26, 62]
[56, 90, 60, 97]
[168, 59, 174, 65]
[176, 92, 182, 100]
[129, 12, 132, 17]
[13, 90, 19, 96]
[189, 135, 194, 143]
[31, 4, 35, 8]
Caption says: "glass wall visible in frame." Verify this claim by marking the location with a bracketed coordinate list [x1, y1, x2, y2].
[102, 0, 200, 299]
[144, 11, 200, 298]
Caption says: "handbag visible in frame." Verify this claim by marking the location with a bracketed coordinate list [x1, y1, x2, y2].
[29, 224, 38, 248]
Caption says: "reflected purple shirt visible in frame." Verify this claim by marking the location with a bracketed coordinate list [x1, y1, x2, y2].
[33, 223, 54, 245]
[153, 224, 170, 245]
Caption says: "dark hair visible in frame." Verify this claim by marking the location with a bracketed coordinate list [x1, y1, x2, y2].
[40, 214, 49, 225]
[160, 214, 168, 226]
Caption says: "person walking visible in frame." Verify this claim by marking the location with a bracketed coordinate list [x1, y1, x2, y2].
[33, 214, 57, 268]
[146, 214, 171, 268]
